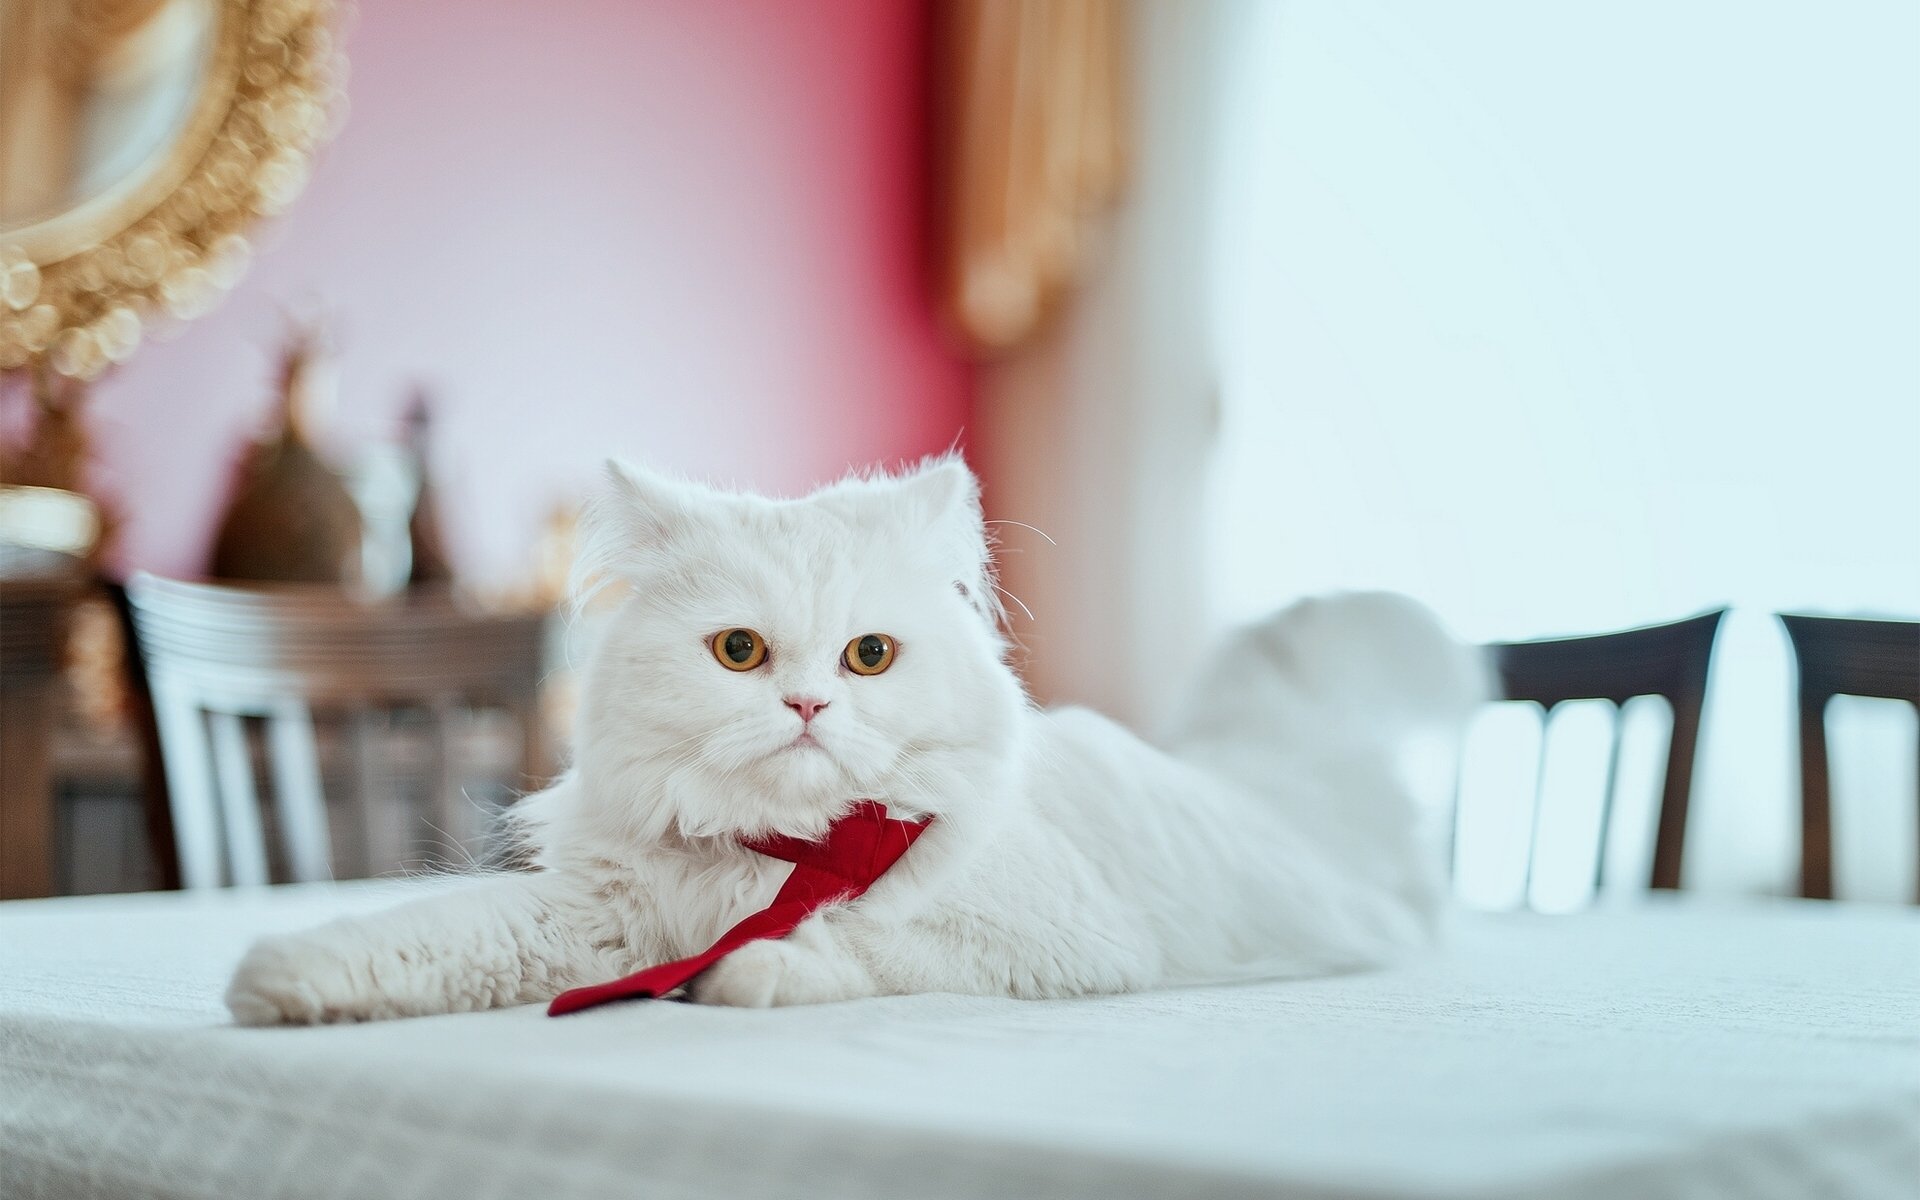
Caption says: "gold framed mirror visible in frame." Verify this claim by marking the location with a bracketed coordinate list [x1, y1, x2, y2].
[0, 0, 342, 380]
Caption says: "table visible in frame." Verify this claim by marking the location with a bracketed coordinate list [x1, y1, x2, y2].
[2, 882, 1917, 1199]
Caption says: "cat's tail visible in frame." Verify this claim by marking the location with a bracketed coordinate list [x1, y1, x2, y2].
[1164, 591, 1492, 932]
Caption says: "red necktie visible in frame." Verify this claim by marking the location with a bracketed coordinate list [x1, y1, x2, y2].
[547, 801, 931, 1015]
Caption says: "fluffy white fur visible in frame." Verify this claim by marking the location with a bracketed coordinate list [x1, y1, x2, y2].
[226, 458, 1488, 1024]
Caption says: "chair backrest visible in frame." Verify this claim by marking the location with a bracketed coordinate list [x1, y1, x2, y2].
[125, 574, 551, 890]
[1478, 609, 1725, 902]
[1778, 614, 1920, 901]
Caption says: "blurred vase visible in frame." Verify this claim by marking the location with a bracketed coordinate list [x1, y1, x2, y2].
[209, 321, 362, 585]
[347, 441, 416, 599]
[402, 388, 454, 588]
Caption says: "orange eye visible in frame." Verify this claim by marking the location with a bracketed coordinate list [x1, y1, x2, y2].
[844, 634, 895, 676]
[712, 628, 767, 671]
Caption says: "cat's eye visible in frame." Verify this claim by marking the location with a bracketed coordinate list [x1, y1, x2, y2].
[712, 628, 767, 671]
[844, 634, 895, 676]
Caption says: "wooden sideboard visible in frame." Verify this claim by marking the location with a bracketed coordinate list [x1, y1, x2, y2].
[0, 545, 88, 898]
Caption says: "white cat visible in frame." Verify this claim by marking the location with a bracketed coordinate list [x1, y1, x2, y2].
[226, 458, 1487, 1023]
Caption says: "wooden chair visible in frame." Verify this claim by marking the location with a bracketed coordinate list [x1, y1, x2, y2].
[124, 574, 552, 890]
[1479, 609, 1725, 901]
[1778, 614, 1920, 901]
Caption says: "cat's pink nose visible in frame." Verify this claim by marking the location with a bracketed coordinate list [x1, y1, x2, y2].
[784, 696, 829, 723]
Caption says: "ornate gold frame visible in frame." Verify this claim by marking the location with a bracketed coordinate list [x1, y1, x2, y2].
[0, 0, 342, 380]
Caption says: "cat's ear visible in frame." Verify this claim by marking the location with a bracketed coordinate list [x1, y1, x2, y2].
[571, 459, 700, 599]
[602, 459, 698, 545]
[890, 456, 981, 528]
[889, 457, 1000, 624]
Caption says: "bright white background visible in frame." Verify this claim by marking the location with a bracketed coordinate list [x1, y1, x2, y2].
[1205, 1, 1919, 901]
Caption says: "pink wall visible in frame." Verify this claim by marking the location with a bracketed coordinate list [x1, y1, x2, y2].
[88, 0, 971, 584]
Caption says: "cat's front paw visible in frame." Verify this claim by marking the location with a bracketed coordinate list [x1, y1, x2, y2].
[689, 936, 868, 1008]
[226, 933, 372, 1026]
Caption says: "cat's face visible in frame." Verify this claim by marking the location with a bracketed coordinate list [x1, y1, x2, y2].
[574, 458, 1023, 842]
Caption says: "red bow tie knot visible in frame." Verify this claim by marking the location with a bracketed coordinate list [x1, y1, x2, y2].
[547, 801, 930, 1015]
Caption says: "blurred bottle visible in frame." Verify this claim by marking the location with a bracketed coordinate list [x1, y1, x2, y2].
[346, 439, 415, 599]
[401, 388, 453, 589]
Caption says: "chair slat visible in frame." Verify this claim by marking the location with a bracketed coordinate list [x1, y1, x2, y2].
[147, 675, 225, 889]
[1594, 705, 1624, 895]
[207, 712, 269, 886]
[266, 700, 333, 883]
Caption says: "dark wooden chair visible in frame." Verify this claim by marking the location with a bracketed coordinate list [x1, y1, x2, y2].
[124, 575, 552, 890]
[1478, 609, 1725, 902]
[1778, 614, 1920, 902]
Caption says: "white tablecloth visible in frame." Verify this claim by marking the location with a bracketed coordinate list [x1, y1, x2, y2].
[2, 882, 1917, 1200]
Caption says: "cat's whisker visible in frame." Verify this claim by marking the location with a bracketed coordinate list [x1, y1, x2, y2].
[990, 581, 1035, 623]
[983, 518, 1058, 546]
[645, 728, 713, 763]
